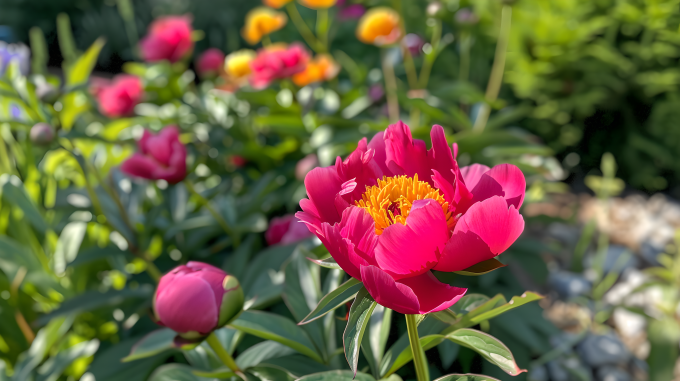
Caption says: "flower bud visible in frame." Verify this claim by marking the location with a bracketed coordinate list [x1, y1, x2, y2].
[154, 262, 244, 340]
[196, 48, 225, 79]
[404, 34, 425, 57]
[266, 215, 314, 245]
[30, 123, 54, 145]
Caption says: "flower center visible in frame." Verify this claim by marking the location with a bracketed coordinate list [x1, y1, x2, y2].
[355, 174, 455, 235]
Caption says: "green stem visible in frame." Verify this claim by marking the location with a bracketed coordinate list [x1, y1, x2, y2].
[286, 3, 325, 52]
[316, 8, 330, 51]
[262, 35, 272, 47]
[418, 19, 442, 89]
[206, 332, 244, 376]
[392, 0, 418, 89]
[381, 49, 400, 123]
[185, 179, 240, 247]
[473, 4, 512, 133]
[405, 314, 429, 381]
[458, 31, 471, 83]
[116, 0, 139, 57]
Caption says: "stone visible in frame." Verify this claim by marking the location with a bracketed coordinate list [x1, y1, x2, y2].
[583, 245, 639, 274]
[549, 271, 592, 299]
[577, 333, 631, 367]
[546, 360, 569, 381]
[527, 365, 548, 381]
[595, 365, 632, 381]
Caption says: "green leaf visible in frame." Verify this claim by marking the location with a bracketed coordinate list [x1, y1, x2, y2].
[460, 292, 543, 327]
[361, 304, 392, 377]
[307, 256, 342, 270]
[648, 317, 680, 381]
[236, 341, 296, 369]
[433, 374, 501, 381]
[445, 329, 525, 376]
[65, 38, 105, 87]
[191, 368, 236, 378]
[12, 316, 74, 380]
[343, 287, 378, 376]
[296, 370, 376, 381]
[247, 365, 296, 381]
[432, 294, 491, 324]
[0, 175, 49, 234]
[53, 221, 87, 275]
[262, 354, 330, 377]
[122, 329, 177, 362]
[300, 278, 361, 324]
[35, 339, 99, 381]
[148, 364, 212, 381]
[88, 337, 170, 381]
[229, 310, 323, 363]
[453, 258, 506, 276]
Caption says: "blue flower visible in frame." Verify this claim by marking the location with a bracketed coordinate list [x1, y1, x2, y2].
[0, 42, 30, 76]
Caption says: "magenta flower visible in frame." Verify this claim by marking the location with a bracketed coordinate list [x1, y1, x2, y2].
[249, 43, 310, 89]
[266, 214, 314, 245]
[296, 121, 526, 314]
[140, 15, 194, 63]
[196, 48, 225, 78]
[121, 126, 187, 184]
[155, 262, 244, 339]
[337, 0, 366, 20]
[95, 75, 143, 118]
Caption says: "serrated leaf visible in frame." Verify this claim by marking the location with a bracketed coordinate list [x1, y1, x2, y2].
[433, 374, 501, 381]
[307, 257, 342, 270]
[343, 287, 377, 376]
[453, 258, 506, 276]
[299, 278, 361, 325]
[229, 310, 323, 363]
[296, 370, 376, 381]
[122, 328, 177, 362]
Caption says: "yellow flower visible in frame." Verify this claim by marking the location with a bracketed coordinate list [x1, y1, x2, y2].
[242, 7, 288, 45]
[299, 0, 337, 9]
[263, 0, 294, 8]
[292, 54, 340, 86]
[225, 50, 256, 79]
[356, 7, 402, 46]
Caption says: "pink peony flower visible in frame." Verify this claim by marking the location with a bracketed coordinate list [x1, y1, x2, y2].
[196, 48, 225, 78]
[140, 15, 194, 63]
[96, 75, 143, 118]
[296, 121, 526, 314]
[121, 126, 187, 184]
[266, 214, 314, 245]
[155, 262, 243, 339]
[249, 43, 310, 89]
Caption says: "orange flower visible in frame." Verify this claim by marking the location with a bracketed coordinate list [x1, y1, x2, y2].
[292, 54, 340, 86]
[299, 0, 337, 9]
[225, 50, 256, 79]
[242, 7, 288, 45]
[356, 7, 402, 46]
[263, 0, 294, 8]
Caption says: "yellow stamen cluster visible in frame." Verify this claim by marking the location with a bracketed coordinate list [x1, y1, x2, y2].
[355, 174, 454, 235]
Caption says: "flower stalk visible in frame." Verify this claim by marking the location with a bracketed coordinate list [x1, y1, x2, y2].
[206, 332, 244, 378]
[381, 49, 400, 123]
[405, 314, 429, 381]
[184, 179, 240, 247]
[286, 3, 325, 52]
[473, 4, 512, 132]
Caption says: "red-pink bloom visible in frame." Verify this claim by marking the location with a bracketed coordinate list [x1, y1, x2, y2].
[155, 262, 243, 338]
[249, 43, 310, 89]
[96, 75, 143, 118]
[196, 48, 225, 78]
[121, 126, 187, 184]
[140, 15, 194, 63]
[296, 121, 526, 314]
[337, 0, 366, 20]
[266, 214, 314, 245]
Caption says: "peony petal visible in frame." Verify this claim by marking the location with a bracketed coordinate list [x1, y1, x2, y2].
[303, 166, 344, 225]
[435, 196, 525, 272]
[334, 138, 383, 204]
[367, 131, 391, 177]
[155, 275, 218, 334]
[360, 265, 420, 314]
[460, 164, 490, 190]
[374, 199, 449, 280]
[146, 127, 179, 166]
[360, 266, 467, 314]
[432, 169, 456, 204]
[121, 153, 160, 180]
[470, 164, 526, 209]
[266, 215, 296, 245]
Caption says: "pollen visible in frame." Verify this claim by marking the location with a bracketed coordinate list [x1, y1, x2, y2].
[355, 174, 455, 235]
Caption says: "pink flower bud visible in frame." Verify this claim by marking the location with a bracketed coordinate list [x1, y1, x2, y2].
[265, 214, 314, 245]
[196, 48, 225, 78]
[96, 75, 143, 118]
[404, 34, 425, 57]
[30, 123, 54, 145]
[140, 15, 194, 63]
[249, 43, 310, 89]
[121, 126, 187, 184]
[154, 262, 244, 339]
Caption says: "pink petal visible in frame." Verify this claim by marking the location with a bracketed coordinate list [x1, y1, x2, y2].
[460, 164, 490, 190]
[280, 218, 314, 245]
[155, 275, 218, 334]
[432, 169, 456, 204]
[121, 153, 161, 180]
[303, 166, 344, 225]
[367, 131, 391, 177]
[360, 266, 467, 314]
[146, 127, 180, 166]
[374, 199, 448, 280]
[434, 196, 525, 272]
[469, 164, 526, 210]
[266, 215, 296, 245]
[334, 138, 383, 204]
